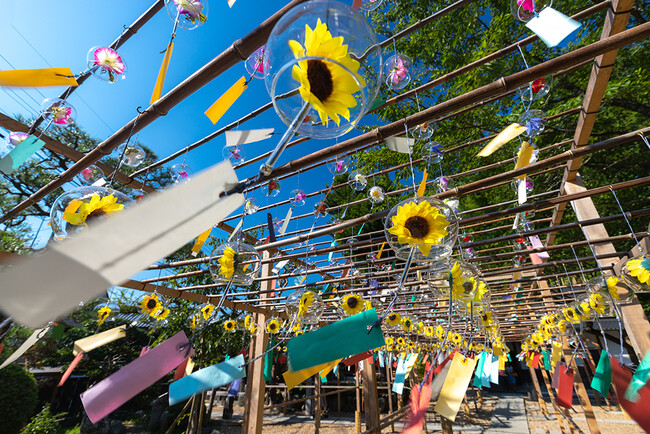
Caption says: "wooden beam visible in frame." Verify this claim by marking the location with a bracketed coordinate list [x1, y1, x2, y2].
[362, 358, 380, 432]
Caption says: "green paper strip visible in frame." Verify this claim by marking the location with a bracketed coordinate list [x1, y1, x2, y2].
[0, 135, 45, 174]
[473, 352, 486, 388]
[542, 350, 551, 371]
[264, 338, 275, 382]
[287, 309, 385, 372]
[369, 96, 387, 112]
[591, 350, 612, 396]
[625, 349, 650, 402]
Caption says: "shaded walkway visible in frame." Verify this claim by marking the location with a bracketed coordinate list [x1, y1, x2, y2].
[487, 393, 528, 433]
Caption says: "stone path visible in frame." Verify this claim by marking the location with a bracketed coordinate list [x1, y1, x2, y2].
[487, 393, 529, 433]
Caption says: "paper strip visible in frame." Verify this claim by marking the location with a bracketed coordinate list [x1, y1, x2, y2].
[264, 338, 276, 382]
[385, 136, 412, 153]
[225, 129, 274, 147]
[227, 219, 244, 242]
[514, 141, 533, 180]
[0, 135, 46, 175]
[526, 7, 581, 48]
[552, 363, 562, 389]
[266, 212, 276, 243]
[431, 357, 452, 401]
[272, 259, 289, 275]
[191, 227, 212, 257]
[0, 327, 49, 369]
[417, 169, 428, 197]
[286, 309, 385, 372]
[81, 331, 193, 423]
[58, 352, 84, 386]
[283, 360, 332, 390]
[551, 341, 562, 367]
[434, 353, 477, 421]
[342, 350, 373, 367]
[169, 355, 245, 406]
[205, 76, 247, 124]
[0, 67, 78, 87]
[477, 124, 526, 157]
[610, 356, 650, 431]
[591, 350, 612, 396]
[73, 326, 127, 356]
[556, 367, 574, 409]
[542, 350, 551, 371]
[151, 41, 174, 104]
[352, 0, 362, 9]
[0, 160, 243, 327]
[139, 346, 150, 357]
[279, 207, 292, 236]
[528, 235, 550, 259]
[392, 356, 408, 394]
[173, 357, 192, 380]
[319, 358, 341, 381]
[625, 349, 650, 402]
[518, 178, 527, 204]
[404, 353, 419, 378]
[376, 242, 386, 260]
[473, 352, 487, 388]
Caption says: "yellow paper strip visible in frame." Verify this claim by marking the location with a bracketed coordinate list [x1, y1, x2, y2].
[0, 67, 78, 88]
[191, 227, 212, 257]
[477, 124, 527, 157]
[205, 76, 247, 124]
[185, 357, 195, 376]
[417, 169, 428, 197]
[376, 242, 386, 259]
[283, 360, 332, 390]
[73, 325, 127, 355]
[319, 358, 342, 380]
[151, 41, 174, 104]
[551, 341, 562, 367]
[514, 141, 534, 180]
[404, 353, 419, 377]
[499, 355, 505, 371]
[434, 353, 477, 422]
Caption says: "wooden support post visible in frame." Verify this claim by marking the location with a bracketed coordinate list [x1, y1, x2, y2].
[386, 359, 395, 432]
[242, 251, 271, 434]
[315, 375, 321, 434]
[529, 367, 549, 416]
[337, 366, 342, 416]
[355, 368, 362, 434]
[562, 337, 600, 434]
[541, 368, 567, 434]
[362, 359, 380, 432]
[441, 416, 454, 433]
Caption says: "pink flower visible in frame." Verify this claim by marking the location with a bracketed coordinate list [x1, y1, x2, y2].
[179, 171, 189, 178]
[335, 160, 344, 172]
[51, 106, 72, 125]
[389, 57, 408, 85]
[81, 168, 93, 181]
[295, 192, 306, 201]
[517, 0, 535, 13]
[8, 132, 30, 146]
[232, 147, 241, 160]
[93, 47, 125, 75]
[173, 0, 207, 23]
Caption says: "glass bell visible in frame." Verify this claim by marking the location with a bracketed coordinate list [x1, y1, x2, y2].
[348, 171, 368, 191]
[95, 301, 120, 325]
[87, 46, 127, 83]
[621, 254, 650, 292]
[423, 141, 444, 165]
[384, 196, 458, 262]
[41, 98, 76, 126]
[411, 122, 434, 140]
[359, 0, 384, 11]
[290, 189, 307, 207]
[50, 186, 134, 242]
[264, 0, 382, 139]
[209, 241, 261, 286]
[384, 53, 412, 90]
[328, 156, 349, 175]
[77, 165, 104, 185]
[117, 143, 146, 167]
[517, 75, 553, 102]
[265, 179, 281, 197]
[171, 163, 191, 183]
[165, 0, 209, 30]
[245, 45, 269, 79]
[518, 109, 547, 138]
[222, 145, 246, 163]
[368, 186, 384, 203]
[286, 289, 324, 325]
[510, 0, 552, 22]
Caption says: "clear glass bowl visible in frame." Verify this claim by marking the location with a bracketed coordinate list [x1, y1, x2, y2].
[165, 0, 209, 30]
[264, 0, 382, 139]
[286, 289, 324, 325]
[209, 241, 261, 286]
[50, 186, 134, 242]
[87, 46, 127, 83]
[622, 254, 650, 292]
[385, 196, 458, 263]
[510, 0, 552, 22]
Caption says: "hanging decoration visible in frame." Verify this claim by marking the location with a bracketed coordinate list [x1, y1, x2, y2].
[622, 254, 650, 291]
[348, 170, 368, 191]
[87, 47, 126, 83]
[286, 289, 324, 325]
[117, 143, 146, 167]
[0, 67, 78, 88]
[517, 75, 553, 103]
[384, 53, 412, 90]
[209, 241, 261, 286]
[41, 98, 76, 127]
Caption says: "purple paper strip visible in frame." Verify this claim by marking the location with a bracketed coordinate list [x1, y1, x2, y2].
[81, 331, 193, 423]
[552, 362, 563, 389]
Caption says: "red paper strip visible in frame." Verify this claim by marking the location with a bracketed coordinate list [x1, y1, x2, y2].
[610, 356, 650, 431]
[352, 0, 362, 9]
[434, 351, 456, 375]
[343, 350, 373, 367]
[556, 367, 574, 409]
[58, 352, 84, 387]
[174, 358, 190, 380]
[531, 352, 541, 369]
[403, 383, 432, 433]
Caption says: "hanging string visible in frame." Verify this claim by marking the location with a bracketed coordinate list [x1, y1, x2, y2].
[108, 109, 143, 186]
[609, 187, 645, 253]
[239, 314, 297, 368]
[404, 123, 418, 196]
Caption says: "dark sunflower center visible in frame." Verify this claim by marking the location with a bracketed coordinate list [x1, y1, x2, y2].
[307, 60, 333, 102]
[404, 216, 429, 239]
[85, 208, 107, 224]
[100, 311, 108, 319]
[146, 299, 157, 309]
[388, 314, 397, 321]
[346, 297, 359, 309]
[270, 324, 277, 330]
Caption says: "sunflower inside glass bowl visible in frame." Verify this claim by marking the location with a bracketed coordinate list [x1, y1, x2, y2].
[223, 319, 237, 332]
[266, 318, 282, 335]
[341, 294, 365, 316]
[387, 200, 450, 256]
[623, 255, 650, 290]
[386, 312, 401, 327]
[218, 247, 236, 279]
[141, 294, 162, 316]
[63, 193, 125, 226]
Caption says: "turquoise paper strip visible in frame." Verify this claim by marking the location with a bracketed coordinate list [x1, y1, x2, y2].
[169, 355, 245, 406]
[0, 135, 45, 174]
[287, 309, 385, 372]
[392, 356, 407, 394]
[473, 352, 486, 388]
[542, 350, 551, 371]
[625, 349, 650, 402]
[591, 350, 612, 396]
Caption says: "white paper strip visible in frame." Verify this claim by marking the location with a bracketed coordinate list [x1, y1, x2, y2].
[385, 136, 412, 154]
[273, 259, 289, 275]
[91, 178, 107, 187]
[0, 327, 49, 369]
[227, 219, 244, 242]
[512, 212, 520, 230]
[279, 207, 292, 235]
[526, 7, 581, 48]
[518, 179, 527, 205]
[225, 129, 274, 147]
[0, 161, 243, 327]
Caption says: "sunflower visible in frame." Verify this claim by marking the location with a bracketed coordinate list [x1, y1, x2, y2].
[364, 300, 373, 311]
[189, 313, 201, 329]
[449, 262, 465, 298]
[396, 337, 406, 347]
[288, 19, 365, 126]
[218, 247, 236, 279]
[435, 325, 445, 340]
[386, 312, 401, 327]
[451, 332, 462, 345]
[606, 276, 621, 301]
[387, 201, 450, 256]
[244, 314, 253, 330]
[424, 326, 434, 338]
[341, 294, 364, 316]
[97, 306, 111, 325]
[266, 318, 281, 335]
[472, 278, 488, 302]
[201, 304, 215, 320]
[63, 194, 124, 226]
[141, 294, 162, 316]
[557, 320, 567, 333]
[481, 312, 494, 327]
[579, 301, 592, 318]
[589, 293, 608, 315]
[401, 317, 414, 332]
[563, 306, 580, 324]
[223, 319, 237, 332]
[416, 321, 424, 335]
[153, 307, 170, 321]
[298, 291, 315, 317]
[626, 257, 650, 285]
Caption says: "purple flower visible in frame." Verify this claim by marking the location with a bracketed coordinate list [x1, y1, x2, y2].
[295, 192, 307, 201]
[389, 57, 408, 85]
[8, 132, 30, 146]
[179, 171, 189, 178]
[335, 160, 344, 172]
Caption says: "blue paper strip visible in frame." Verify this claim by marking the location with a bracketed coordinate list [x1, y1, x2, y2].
[392, 356, 408, 394]
[0, 135, 45, 174]
[169, 354, 246, 406]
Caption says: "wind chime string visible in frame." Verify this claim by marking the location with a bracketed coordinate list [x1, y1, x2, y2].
[239, 314, 297, 368]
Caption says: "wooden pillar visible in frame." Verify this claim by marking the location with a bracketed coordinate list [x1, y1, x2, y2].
[529, 367, 548, 416]
[242, 251, 270, 434]
[355, 368, 362, 433]
[441, 417, 454, 433]
[362, 358, 380, 432]
[315, 375, 321, 433]
[562, 337, 600, 434]
[386, 357, 395, 432]
[541, 368, 567, 434]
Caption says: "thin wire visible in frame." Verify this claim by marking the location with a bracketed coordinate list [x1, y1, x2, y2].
[609, 187, 645, 253]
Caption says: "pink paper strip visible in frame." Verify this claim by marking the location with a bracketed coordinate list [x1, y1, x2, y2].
[528, 235, 550, 258]
[81, 331, 193, 423]
[139, 346, 150, 357]
[527, 246, 543, 264]
[58, 352, 84, 387]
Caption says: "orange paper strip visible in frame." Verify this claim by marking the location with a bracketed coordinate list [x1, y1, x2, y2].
[477, 124, 527, 157]
[0, 67, 78, 88]
[205, 76, 247, 124]
[150, 41, 174, 104]
[191, 227, 212, 257]
[514, 141, 534, 180]
[417, 169, 428, 197]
